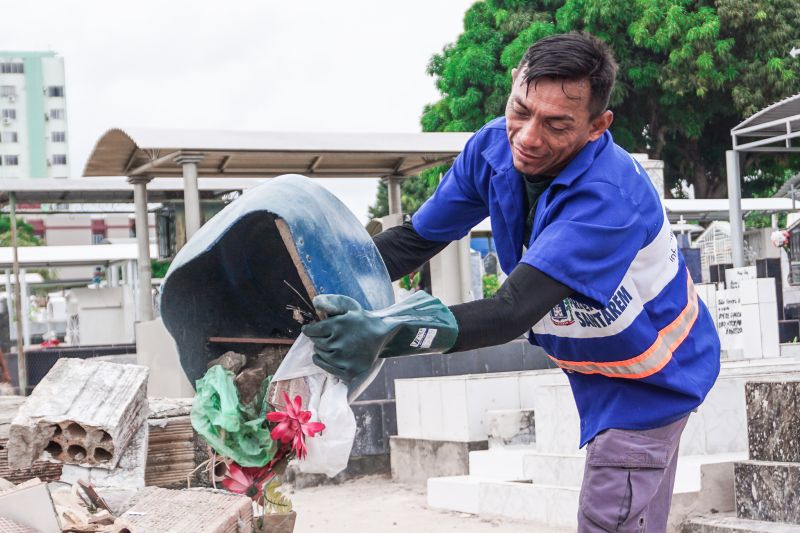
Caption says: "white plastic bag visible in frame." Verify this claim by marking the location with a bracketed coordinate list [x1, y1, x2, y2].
[269, 334, 357, 477]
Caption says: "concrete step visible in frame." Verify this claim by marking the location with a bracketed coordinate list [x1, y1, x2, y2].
[427, 475, 580, 530]
[468, 446, 537, 480]
[469, 447, 744, 492]
[427, 475, 482, 514]
[683, 513, 800, 532]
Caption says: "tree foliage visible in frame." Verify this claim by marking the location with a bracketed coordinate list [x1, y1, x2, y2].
[0, 216, 40, 247]
[370, 0, 800, 217]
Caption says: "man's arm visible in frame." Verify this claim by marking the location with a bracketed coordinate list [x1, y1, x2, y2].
[448, 262, 573, 352]
[374, 220, 572, 350]
[373, 221, 449, 281]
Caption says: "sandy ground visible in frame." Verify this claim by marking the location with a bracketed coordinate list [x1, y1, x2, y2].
[288, 475, 568, 533]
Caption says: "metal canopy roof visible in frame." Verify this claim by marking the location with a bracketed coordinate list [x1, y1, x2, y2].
[0, 243, 156, 269]
[731, 92, 800, 152]
[0, 177, 264, 205]
[83, 128, 473, 178]
[663, 198, 798, 222]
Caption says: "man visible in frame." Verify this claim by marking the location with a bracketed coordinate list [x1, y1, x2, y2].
[303, 32, 720, 532]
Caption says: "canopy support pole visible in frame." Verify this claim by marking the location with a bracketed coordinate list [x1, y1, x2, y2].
[726, 150, 745, 268]
[176, 154, 204, 241]
[9, 193, 27, 395]
[130, 178, 154, 322]
[384, 176, 403, 216]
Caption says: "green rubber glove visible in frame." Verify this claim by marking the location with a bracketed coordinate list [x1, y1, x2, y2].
[302, 291, 458, 382]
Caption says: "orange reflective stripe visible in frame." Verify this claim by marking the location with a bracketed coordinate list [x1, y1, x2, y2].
[548, 272, 699, 379]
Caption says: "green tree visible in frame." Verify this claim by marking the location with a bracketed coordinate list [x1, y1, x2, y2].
[0, 216, 40, 247]
[370, 0, 800, 217]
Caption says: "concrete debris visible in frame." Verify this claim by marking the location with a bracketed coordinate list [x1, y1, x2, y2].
[61, 421, 149, 489]
[0, 479, 61, 533]
[207, 351, 247, 374]
[51, 485, 116, 532]
[115, 486, 253, 533]
[8, 359, 149, 470]
[0, 516, 40, 533]
[0, 396, 63, 484]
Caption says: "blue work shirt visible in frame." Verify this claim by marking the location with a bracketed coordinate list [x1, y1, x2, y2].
[412, 117, 720, 446]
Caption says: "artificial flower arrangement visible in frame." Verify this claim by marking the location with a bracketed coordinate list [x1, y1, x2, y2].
[191, 362, 325, 533]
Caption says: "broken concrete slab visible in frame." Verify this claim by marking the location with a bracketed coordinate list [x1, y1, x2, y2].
[115, 486, 252, 532]
[0, 396, 62, 483]
[0, 479, 61, 533]
[0, 516, 39, 532]
[8, 359, 149, 470]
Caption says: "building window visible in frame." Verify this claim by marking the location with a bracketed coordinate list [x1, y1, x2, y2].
[91, 219, 108, 245]
[2, 109, 16, 121]
[51, 154, 67, 165]
[0, 63, 24, 74]
[0, 131, 17, 142]
[49, 109, 65, 120]
[128, 217, 136, 238]
[4, 155, 19, 166]
[0, 86, 15, 98]
[47, 86, 64, 97]
[51, 131, 66, 142]
[157, 207, 177, 258]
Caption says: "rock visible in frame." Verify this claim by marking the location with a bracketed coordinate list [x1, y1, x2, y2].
[235, 367, 267, 404]
[206, 351, 246, 374]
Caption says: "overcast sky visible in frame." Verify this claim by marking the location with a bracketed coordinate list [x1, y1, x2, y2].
[2, 0, 475, 222]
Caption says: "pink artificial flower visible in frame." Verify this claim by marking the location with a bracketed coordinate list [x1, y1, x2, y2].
[222, 462, 275, 501]
[267, 392, 325, 460]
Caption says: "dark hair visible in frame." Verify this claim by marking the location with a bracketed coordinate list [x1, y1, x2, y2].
[519, 32, 618, 117]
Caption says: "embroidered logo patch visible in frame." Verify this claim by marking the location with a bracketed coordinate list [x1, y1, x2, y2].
[549, 299, 575, 326]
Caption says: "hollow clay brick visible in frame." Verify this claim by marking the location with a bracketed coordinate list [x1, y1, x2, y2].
[7, 359, 148, 470]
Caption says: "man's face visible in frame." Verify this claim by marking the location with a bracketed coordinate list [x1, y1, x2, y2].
[505, 70, 613, 176]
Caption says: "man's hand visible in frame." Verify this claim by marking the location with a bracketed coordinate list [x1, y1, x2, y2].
[302, 294, 391, 381]
[302, 291, 459, 382]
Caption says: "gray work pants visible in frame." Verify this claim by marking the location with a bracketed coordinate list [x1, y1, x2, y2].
[577, 415, 689, 532]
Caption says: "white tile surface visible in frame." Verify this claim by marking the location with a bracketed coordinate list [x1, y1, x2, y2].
[418, 379, 445, 440]
[439, 378, 469, 441]
[534, 384, 581, 453]
[465, 375, 521, 442]
[477, 480, 581, 529]
[468, 447, 535, 480]
[740, 304, 764, 359]
[523, 452, 585, 488]
[394, 379, 421, 438]
[518, 369, 568, 408]
[678, 411, 708, 456]
[698, 377, 749, 455]
[427, 476, 481, 514]
[758, 300, 780, 359]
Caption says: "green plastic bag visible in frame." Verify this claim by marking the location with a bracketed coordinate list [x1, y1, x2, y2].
[191, 365, 276, 467]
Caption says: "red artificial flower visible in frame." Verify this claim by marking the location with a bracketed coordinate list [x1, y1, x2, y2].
[222, 462, 274, 501]
[267, 392, 325, 460]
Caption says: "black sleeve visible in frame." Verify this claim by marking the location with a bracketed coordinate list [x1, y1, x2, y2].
[373, 221, 450, 281]
[448, 263, 573, 353]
